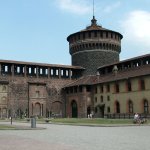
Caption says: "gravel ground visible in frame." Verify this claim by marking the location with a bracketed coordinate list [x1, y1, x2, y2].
[0, 122, 150, 150]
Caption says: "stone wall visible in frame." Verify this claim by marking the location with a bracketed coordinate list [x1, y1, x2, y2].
[0, 76, 75, 118]
[72, 50, 119, 75]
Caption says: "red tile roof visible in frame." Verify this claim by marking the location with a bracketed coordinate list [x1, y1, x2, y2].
[65, 64, 150, 87]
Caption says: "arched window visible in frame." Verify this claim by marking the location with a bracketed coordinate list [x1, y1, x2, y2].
[128, 100, 133, 113]
[144, 99, 149, 113]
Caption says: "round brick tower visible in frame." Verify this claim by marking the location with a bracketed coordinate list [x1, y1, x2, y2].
[67, 16, 123, 75]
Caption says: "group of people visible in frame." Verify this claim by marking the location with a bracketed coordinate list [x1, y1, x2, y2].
[133, 113, 147, 124]
[134, 113, 140, 124]
[87, 113, 93, 118]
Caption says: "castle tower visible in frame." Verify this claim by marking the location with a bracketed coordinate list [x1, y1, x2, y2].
[67, 16, 123, 75]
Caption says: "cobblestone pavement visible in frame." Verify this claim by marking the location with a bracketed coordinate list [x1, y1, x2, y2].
[0, 122, 150, 150]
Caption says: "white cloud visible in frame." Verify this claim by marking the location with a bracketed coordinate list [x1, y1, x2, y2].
[122, 10, 150, 48]
[103, 1, 121, 13]
[55, 0, 91, 15]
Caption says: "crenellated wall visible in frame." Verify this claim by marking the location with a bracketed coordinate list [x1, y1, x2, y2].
[0, 60, 83, 118]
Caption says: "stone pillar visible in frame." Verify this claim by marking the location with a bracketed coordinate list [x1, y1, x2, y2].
[36, 67, 39, 78]
[69, 69, 72, 79]
[140, 59, 143, 66]
[48, 68, 50, 78]
[24, 66, 27, 77]
[59, 68, 61, 79]
[130, 62, 133, 68]
[11, 64, 14, 77]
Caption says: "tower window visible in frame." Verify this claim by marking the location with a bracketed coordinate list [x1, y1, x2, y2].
[88, 32, 91, 38]
[94, 31, 97, 37]
[111, 33, 113, 38]
[106, 32, 108, 38]
[100, 32, 103, 38]
[83, 33, 85, 39]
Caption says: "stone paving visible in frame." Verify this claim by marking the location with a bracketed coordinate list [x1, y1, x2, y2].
[0, 122, 150, 150]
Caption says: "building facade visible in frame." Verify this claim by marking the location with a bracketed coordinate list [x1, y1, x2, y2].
[0, 16, 150, 119]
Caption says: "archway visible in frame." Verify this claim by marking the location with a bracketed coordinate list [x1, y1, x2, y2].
[71, 100, 78, 118]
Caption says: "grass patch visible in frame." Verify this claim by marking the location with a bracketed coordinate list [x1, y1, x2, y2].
[49, 118, 134, 125]
[0, 125, 16, 130]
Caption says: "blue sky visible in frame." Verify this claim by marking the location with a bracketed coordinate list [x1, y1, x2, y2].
[0, 0, 150, 65]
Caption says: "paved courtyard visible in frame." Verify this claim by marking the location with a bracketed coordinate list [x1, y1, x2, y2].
[0, 122, 150, 150]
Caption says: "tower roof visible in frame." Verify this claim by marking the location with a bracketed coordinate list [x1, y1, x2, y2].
[83, 16, 102, 31]
[67, 17, 123, 41]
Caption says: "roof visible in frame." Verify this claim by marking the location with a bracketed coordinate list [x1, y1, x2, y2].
[64, 64, 150, 87]
[0, 59, 84, 70]
[67, 16, 123, 41]
[98, 53, 150, 69]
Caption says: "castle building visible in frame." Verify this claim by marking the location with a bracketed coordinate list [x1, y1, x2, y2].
[0, 16, 150, 119]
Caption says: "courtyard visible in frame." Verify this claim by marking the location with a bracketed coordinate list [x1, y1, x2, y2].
[0, 121, 150, 150]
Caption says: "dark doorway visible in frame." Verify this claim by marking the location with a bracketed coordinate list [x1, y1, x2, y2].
[116, 101, 120, 113]
[99, 105, 105, 118]
[71, 100, 78, 118]
[87, 107, 91, 116]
